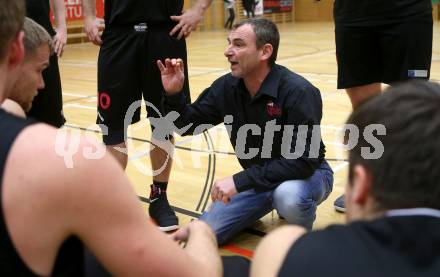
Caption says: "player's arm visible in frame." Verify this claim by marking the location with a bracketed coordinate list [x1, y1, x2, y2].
[10, 125, 221, 276]
[170, 0, 214, 39]
[69, 140, 220, 276]
[50, 0, 67, 57]
[81, 0, 105, 45]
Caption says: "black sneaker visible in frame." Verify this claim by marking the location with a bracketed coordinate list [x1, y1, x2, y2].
[334, 194, 346, 213]
[148, 185, 179, 232]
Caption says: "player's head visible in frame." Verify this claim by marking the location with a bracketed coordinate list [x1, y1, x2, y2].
[8, 17, 51, 112]
[0, 0, 26, 101]
[345, 81, 440, 221]
[0, 0, 25, 62]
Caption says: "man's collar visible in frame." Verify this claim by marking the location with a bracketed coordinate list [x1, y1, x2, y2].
[231, 64, 282, 99]
[256, 64, 281, 99]
[386, 208, 440, 219]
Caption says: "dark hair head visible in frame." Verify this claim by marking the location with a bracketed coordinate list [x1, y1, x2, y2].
[347, 80, 440, 211]
[233, 18, 279, 66]
[0, 0, 25, 61]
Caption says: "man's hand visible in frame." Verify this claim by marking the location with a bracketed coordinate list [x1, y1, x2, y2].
[211, 176, 238, 204]
[84, 17, 105, 45]
[53, 26, 67, 58]
[157, 58, 185, 94]
[51, 0, 67, 57]
[169, 6, 203, 39]
[171, 221, 221, 276]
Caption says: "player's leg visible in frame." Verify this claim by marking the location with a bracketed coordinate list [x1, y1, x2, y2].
[97, 31, 143, 169]
[335, 24, 382, 108]
[346, 83, 381, 109]
[380, 17, 432, 84]
[334, 24, 382, 210]
[143, 28, 191, 231]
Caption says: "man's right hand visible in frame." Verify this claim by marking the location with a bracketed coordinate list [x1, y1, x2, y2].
[84, 17, 105, 45]
[157, 58, 185, 95]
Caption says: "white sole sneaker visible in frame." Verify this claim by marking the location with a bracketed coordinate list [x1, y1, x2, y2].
[158, 224, 179, 232]
[334, 205, 346, 213]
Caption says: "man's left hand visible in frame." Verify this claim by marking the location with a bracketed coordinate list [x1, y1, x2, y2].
[211, 176, 238, 204]
[169, 7, 203, 39]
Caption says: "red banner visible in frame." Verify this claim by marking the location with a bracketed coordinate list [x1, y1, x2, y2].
[51, 0, 105, 22]
[263, 0, 293, 14]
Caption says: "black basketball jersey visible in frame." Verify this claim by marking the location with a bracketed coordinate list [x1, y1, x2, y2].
[0, 109, 85, 276]
[104, 0, 184, 27]
[278, 212, 440, 277]
[334, 0, 432, 26]
[25, 0, 56, 36]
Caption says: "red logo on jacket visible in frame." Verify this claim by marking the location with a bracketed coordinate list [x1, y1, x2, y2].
[266, 101, 282, 117]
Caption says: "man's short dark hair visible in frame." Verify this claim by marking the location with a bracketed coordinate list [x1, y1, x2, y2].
[0, 0, 25, 61]
[23, 17, 53, 59]
[347, 80, 440, 211]
[233, 18, 280, 67]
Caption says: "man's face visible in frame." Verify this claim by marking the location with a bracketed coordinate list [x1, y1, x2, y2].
[224, 24, 263, 78]
[11, 44, 49, 112]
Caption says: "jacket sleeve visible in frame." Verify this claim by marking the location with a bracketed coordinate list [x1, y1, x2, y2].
[233, 86, 324, 192]
[163, 81, 225, 136]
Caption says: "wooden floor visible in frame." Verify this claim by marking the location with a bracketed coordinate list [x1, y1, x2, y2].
[59, 21, 440, 256]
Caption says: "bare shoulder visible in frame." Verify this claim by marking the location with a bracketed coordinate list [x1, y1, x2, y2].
[2, 123, 145, 275]
[4, 123, 124, 205]
[251, 225, 306, 277]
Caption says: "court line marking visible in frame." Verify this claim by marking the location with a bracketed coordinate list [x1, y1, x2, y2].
[195, 131, 214, 212]
[64, 103, 96, 110]
[202, 131, 216, 212]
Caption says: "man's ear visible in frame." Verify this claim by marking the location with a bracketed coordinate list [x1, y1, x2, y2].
[260, 43, 273, 62]
[8, 31, 25, 69]
[351, 164, 372, 206]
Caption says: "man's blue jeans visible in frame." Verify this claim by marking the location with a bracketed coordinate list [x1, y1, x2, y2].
[199, 160, 334, 245]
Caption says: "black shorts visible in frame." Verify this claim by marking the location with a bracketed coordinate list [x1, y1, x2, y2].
[335, 17, 433, 89]
[27, 54, 66, 127]
[97, 23, 190, 145]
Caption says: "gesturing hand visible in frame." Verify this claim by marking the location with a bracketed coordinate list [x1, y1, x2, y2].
[157, 58, 185, 95]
